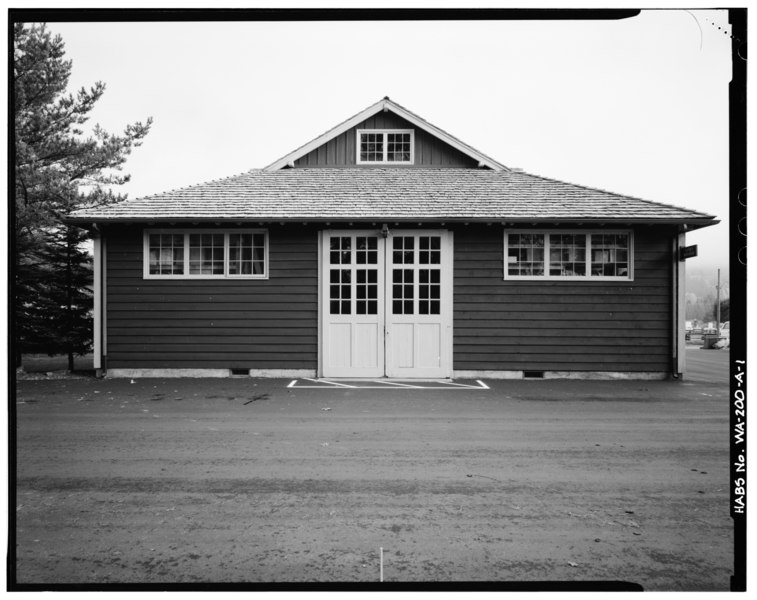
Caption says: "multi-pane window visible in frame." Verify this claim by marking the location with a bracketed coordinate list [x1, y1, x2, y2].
[145, 230, 267, 279]
[505, 231, 632, 280]
[386, 133, 412, 162]
[189, 233, 225, 275]
[591, 233, 629, 277]
[357, 130, 414, 164]
[148, 234, 185, 275]
[507, 233, 545, 277]
[229, 233, 266, 276]
[549, 234, 586, 277]
[359, 132, 383, 162]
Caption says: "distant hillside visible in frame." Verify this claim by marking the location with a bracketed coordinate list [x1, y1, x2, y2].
[685, 265, 730, 321]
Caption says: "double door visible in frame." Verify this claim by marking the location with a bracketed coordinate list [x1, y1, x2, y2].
[321, 230, 452, 378]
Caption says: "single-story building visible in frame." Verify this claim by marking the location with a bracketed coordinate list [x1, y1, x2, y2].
[68, 97, 717, 380]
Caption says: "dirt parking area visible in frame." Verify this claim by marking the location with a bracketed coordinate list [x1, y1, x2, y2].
[12, 370, 733, 590]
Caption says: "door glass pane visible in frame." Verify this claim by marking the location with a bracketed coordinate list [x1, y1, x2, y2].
[329, 269, 351, 314]
[330, 236, 352, 265]
[393, 236, 414, 264]
[392, 269, 414, 314]
[356, 268, 378, 315]
[419, 236, 441, 265]
[356, 236, 378, 265]
[419, 269, 441, 314]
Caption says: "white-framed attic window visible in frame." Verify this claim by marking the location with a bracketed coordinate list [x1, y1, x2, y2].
[504, 230, 633, 281]
[143, 229, 269, 280]
[356, 129, 414, 164]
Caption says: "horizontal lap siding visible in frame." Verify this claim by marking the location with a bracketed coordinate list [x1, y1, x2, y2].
[453, 226, 673, 372]
[105, 226, 318, 369]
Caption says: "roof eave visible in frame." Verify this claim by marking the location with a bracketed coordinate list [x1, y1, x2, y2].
[65, 216, 719, 228]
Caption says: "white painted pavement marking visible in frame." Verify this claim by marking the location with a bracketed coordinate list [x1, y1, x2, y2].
[371, 380, 424, 389]
[286, 379, 490, 390]
[303, 378, 355, 388]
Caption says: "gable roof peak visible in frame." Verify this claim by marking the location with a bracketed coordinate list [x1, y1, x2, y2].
[264, 97, 507, 172]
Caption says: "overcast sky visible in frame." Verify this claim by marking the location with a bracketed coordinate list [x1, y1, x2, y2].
[45, 9, 732, 271]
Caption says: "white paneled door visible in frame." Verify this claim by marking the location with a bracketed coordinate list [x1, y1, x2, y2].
[321, 230, 452, 378]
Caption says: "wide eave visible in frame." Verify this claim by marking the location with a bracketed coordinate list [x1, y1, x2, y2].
[67, 168, 718, 232]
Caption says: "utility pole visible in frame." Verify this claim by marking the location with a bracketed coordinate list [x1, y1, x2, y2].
[716, 268, 721, 335]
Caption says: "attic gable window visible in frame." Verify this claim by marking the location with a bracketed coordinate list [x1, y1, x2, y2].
[144, 229, 268, 279]
[357, 129, 414, 164]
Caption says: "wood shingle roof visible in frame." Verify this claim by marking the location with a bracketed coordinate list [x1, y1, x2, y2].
[69, 167, 716, 230]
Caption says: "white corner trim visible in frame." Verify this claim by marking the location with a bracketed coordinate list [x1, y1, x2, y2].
[93, 235, 102, 369]
[264, 97, 506, 172]
[317, 230, 324, 378]
[674, 232, 687, 375]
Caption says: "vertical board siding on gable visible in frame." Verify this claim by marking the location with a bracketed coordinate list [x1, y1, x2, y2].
[294, 111, 478, 168]
[104, 225, 318, 369]
[453, 226, 674, 372]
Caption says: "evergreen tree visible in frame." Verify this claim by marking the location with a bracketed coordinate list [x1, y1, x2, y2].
[14, 22, 151, 369]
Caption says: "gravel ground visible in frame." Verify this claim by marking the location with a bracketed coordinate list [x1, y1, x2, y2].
[11, 369, 733, 590]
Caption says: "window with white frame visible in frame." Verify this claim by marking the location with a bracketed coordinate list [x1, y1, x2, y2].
[144, 230, 268, 279]
[504, 231, 632, 280]
[357, 129, 414, 164]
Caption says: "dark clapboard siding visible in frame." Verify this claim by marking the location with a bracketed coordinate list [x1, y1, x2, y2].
[294, 111, 478, 168]
[453, 226, 674, 373]
[105, 225, 318, 369]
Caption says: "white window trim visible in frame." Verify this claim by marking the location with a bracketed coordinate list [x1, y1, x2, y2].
[356, 129, 415, 165]
[143, 229, 269, 280]
[503, 229, 634, 281]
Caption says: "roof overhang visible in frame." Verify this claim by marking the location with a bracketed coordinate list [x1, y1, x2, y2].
[263, 97, 507, 172]
[65, 216, 719, 231]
